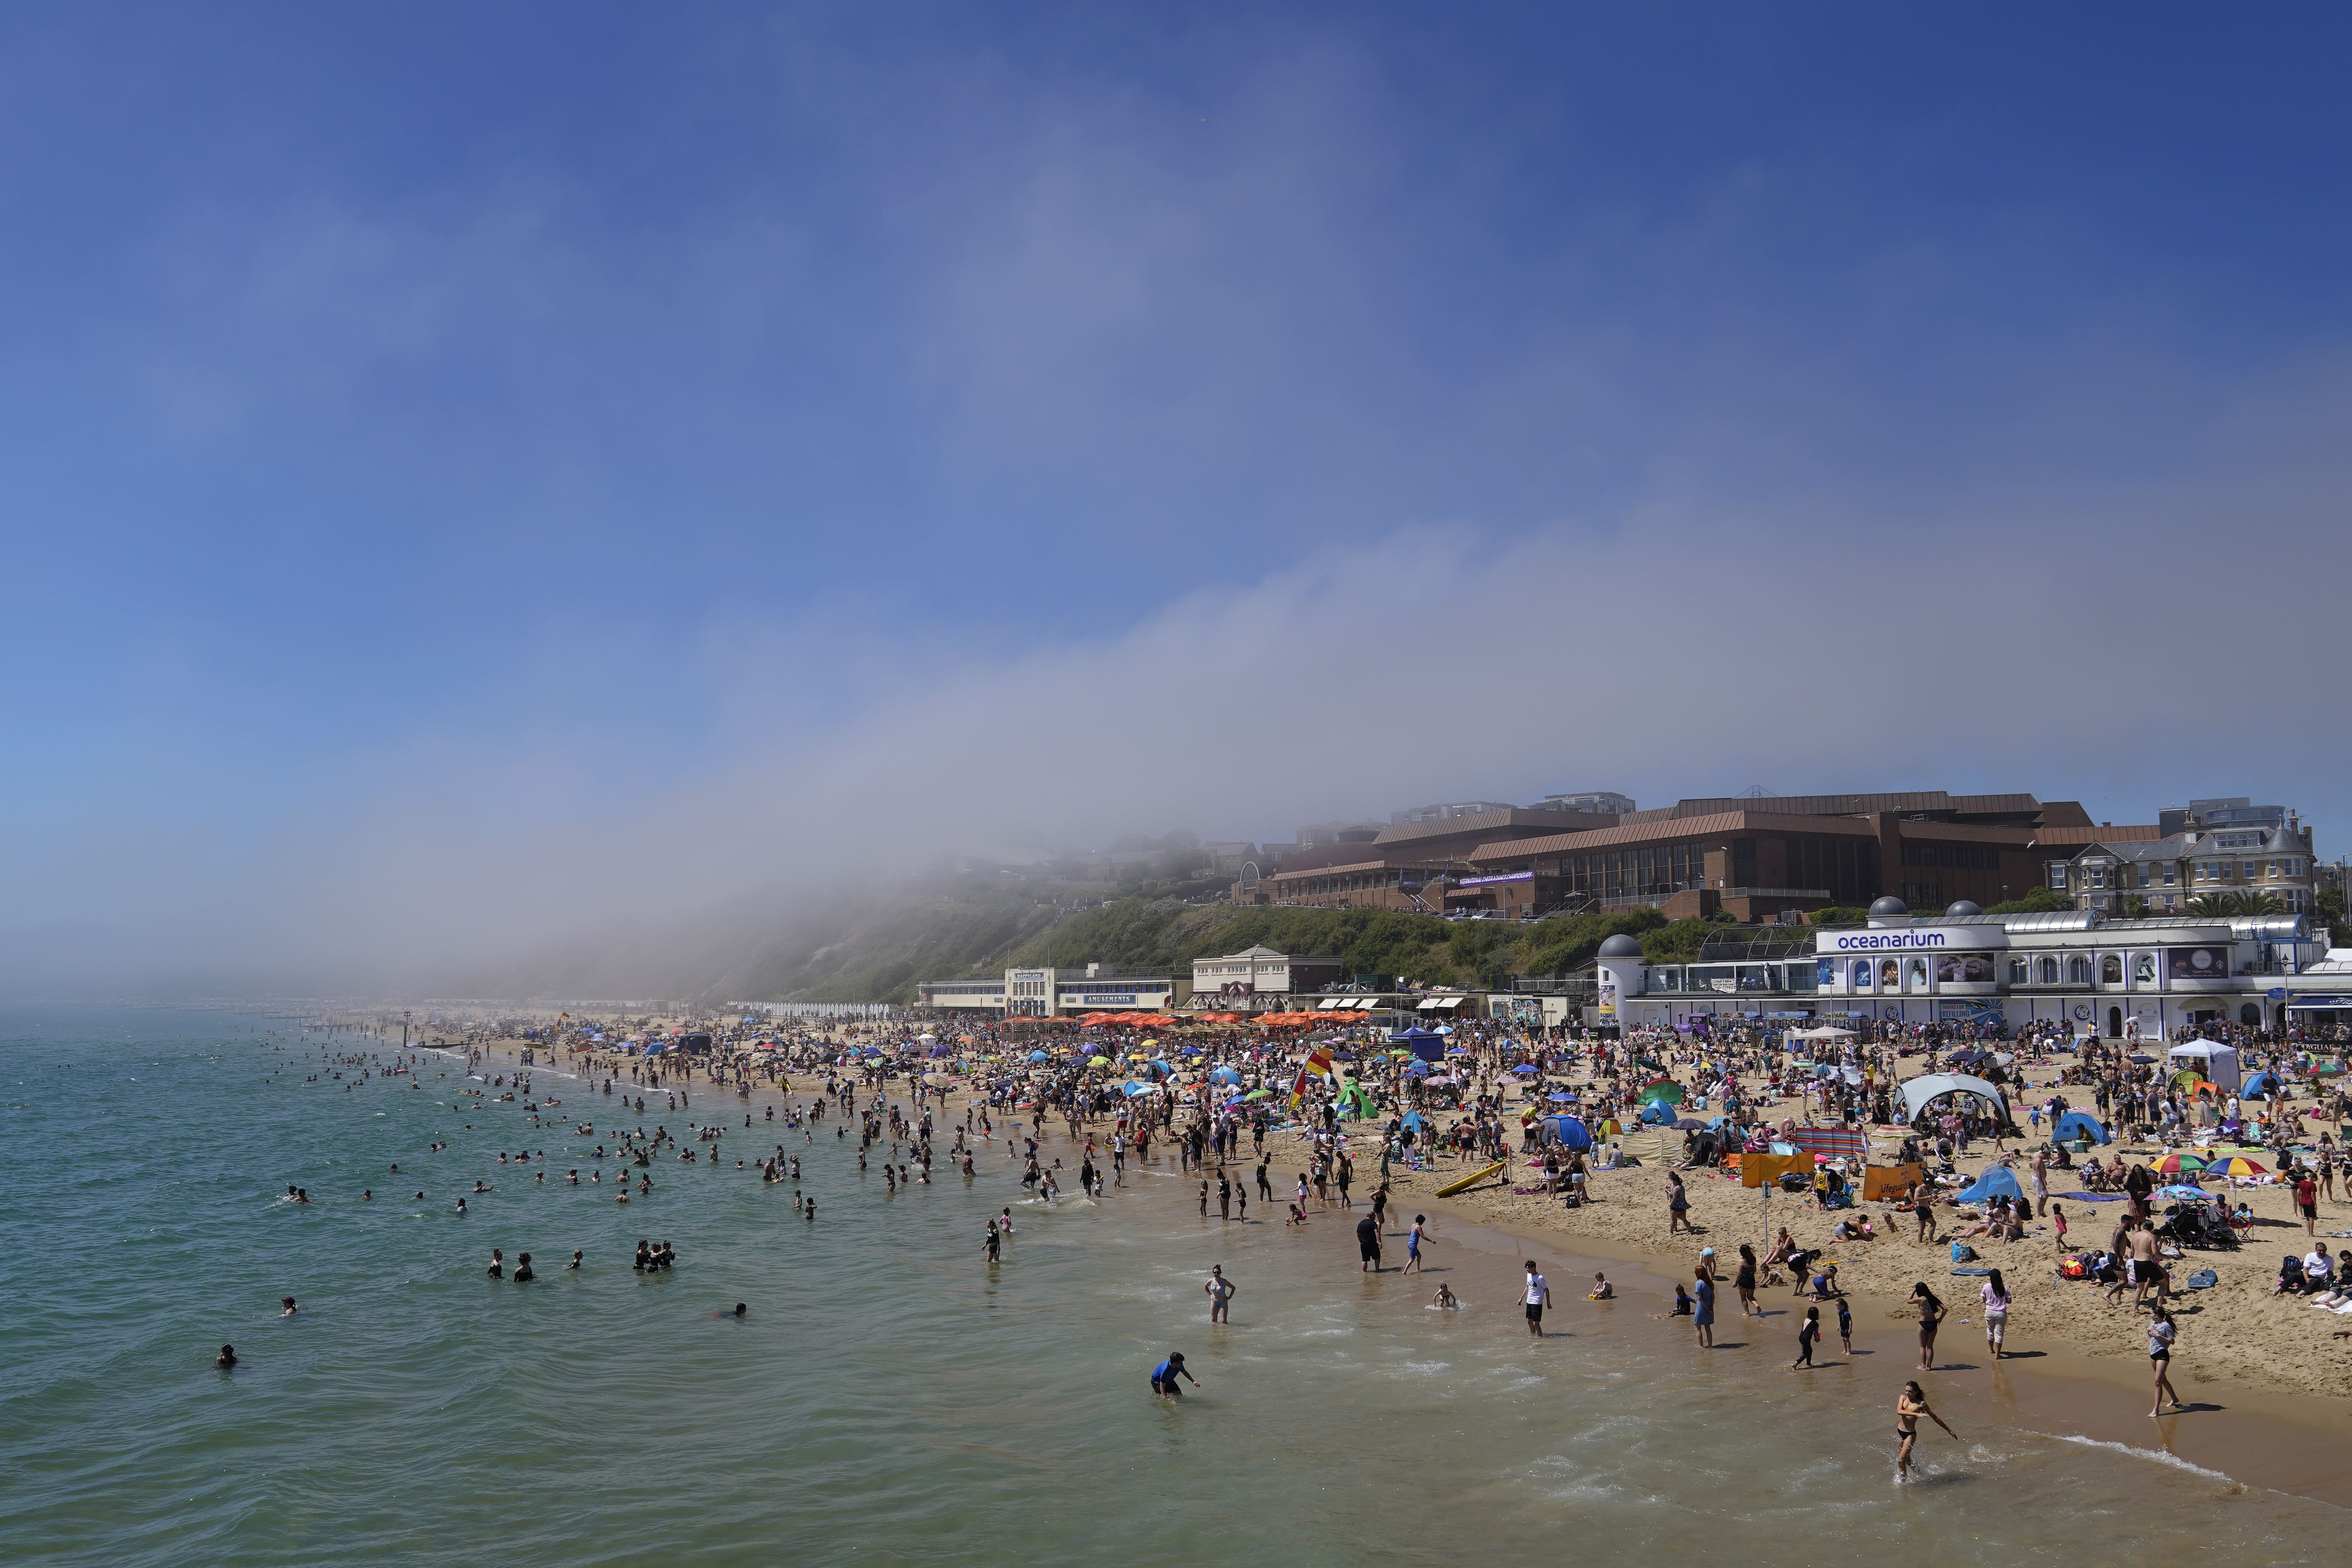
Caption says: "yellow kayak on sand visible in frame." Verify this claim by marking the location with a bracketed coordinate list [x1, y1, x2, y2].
[1434, 1160, 1506, 1198]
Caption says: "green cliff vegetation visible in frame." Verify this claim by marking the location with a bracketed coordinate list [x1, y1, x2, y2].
[732, 893, 1744, 1004]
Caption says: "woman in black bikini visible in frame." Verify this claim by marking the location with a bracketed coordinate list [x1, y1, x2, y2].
[1908, 1281, 1943, 1372]
[1895, 1381, 1955, 1479]
[1735, 1244, 1761, 1317]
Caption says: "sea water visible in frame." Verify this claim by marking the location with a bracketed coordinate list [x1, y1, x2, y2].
[0, 1006, 2338, 1567]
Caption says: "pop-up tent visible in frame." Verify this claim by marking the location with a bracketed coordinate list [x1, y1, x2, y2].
[2242, 1070, 2287, 1098]
[1388, 1027, 1447, 1063]
[2166, 1041, 2242, 1093]
[1956, 1164, 2026, 1205]
[1540, 1115, 1592, 1150]
[1900, 1072, 2014, 1129]
[2052, 1110, 2109, 1145]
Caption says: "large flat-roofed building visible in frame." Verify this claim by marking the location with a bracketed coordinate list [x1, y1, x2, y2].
[1190, 945, 1346, 999]
[1463, 791, 2096, 921]
[1594, 897, 2329, 1037]
[1241, 808, 1622, 910]
[917, 964, 1175, 1017]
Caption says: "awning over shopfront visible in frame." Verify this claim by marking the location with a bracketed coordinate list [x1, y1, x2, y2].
[1417, 995, 1469, 1011]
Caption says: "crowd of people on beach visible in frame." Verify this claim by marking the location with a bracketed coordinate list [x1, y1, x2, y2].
[238, 997, 2352, 1477]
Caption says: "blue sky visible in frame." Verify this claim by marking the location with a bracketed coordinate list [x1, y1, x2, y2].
[4, 6, 2349, 989]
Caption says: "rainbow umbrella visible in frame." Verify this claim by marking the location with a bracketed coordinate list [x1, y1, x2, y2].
[2152, 1151, 2207, 1176]
[2205, 1155, 2268, 1178]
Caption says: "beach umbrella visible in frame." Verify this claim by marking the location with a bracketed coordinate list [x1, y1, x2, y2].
[1513, 1064, 1540, 1074]
[1089, 1056, 1110, 1068]
[2159, 1184, 2210, 1200]
[1546, 1092, 1576, 1103]
[2152, 1151, 2207, 1176]
[1243, 1088, 1272, 1100]
[2205, 1156, 2268, 1178]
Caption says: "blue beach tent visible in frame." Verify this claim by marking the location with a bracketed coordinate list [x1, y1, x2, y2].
[2052, 1111, 2109, 1145]
[1956, 1166, 2026, 1205]
[1541, 1115, 1593, 1150]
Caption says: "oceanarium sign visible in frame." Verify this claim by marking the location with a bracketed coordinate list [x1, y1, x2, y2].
[1816, 926, 2010, 954]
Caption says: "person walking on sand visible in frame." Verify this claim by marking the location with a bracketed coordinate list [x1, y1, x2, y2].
[1205, 1265, 1235, 1324]
[1522, 1261, 1550, 1337]
[1667, 1171, 1692, 1234]
[2147, 1305, 2183, 1416]
[1981, 1268, 2011, 1361]
[1895, 1382, 1955, 1479]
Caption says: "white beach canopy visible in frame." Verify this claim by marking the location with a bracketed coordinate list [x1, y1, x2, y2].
[1899, 1072, 2013, 1127]
[2165, 1041, 2243, 1093]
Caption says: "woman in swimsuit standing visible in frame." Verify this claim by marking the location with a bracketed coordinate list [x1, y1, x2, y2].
[1908, 1282, 1944, 1372]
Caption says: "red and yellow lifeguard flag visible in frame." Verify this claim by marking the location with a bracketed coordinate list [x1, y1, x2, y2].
[1290, 1047, 1336, 1106]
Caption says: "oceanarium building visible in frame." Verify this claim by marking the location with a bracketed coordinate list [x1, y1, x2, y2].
[1591, 898, 2337, 1038]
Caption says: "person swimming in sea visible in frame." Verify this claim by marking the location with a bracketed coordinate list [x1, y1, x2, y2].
[281, 1297, 298, 1316]
[512, 1252, 534, 1282]
[216, 1344, 237, 1367]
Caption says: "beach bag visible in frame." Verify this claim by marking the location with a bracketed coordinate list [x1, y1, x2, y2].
[1950, 1241, 1977, 1263]
[2057, 1255, 2090, 1280]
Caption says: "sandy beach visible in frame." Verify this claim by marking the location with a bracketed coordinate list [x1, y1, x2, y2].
[415, 1013, 2352, 1507]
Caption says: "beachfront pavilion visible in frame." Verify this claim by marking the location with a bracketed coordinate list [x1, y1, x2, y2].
[1594, 896, 2330, 1037]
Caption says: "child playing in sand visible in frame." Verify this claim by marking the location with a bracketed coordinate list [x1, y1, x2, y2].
[1431, 1283, 1459, 1309]
[1587, 1272, 1614, 1300]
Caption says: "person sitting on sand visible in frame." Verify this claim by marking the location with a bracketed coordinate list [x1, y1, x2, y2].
[1587, 1272, 1614, 1300]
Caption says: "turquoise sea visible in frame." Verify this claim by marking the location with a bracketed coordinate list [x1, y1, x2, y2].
[1, 1006, 2340, 1567]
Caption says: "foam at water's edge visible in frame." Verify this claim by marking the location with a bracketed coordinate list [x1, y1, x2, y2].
[2049, 1433, 2240, 1486]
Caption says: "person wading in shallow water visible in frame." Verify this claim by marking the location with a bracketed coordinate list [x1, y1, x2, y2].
[1895, 1382, 1955, 1479]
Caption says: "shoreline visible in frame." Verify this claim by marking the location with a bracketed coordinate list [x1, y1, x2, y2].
[1391, 1172, 2352, 1508]
[422, 1026, 2352, 1509]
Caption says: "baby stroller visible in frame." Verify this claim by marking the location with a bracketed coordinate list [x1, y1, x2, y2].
[2158, 1200, 2239, 1252]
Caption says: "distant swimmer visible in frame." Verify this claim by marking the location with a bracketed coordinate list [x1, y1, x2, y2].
[1149, 1352, 1198, 1399]
[568, 1250, 583, 1270]
[281, 1297, 298, 1316]
[513, 1252, 534, 1283]
[216, 1344, 237, 1367]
